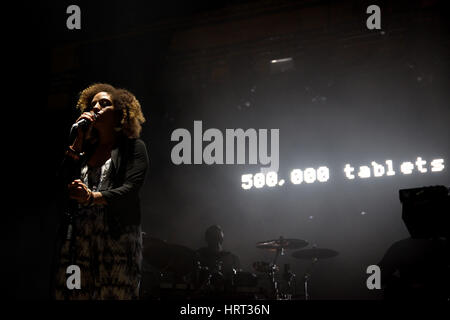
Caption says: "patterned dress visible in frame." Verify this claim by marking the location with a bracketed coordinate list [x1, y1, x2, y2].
[54, 159, 143, 300]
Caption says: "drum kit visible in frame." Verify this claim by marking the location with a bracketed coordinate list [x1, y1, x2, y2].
[141, 235, 338, 300]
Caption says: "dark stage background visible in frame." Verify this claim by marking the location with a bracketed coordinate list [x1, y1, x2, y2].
[6, 0, 449, 300]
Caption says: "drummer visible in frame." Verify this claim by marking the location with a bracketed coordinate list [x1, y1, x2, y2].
[196, 225, 241, 277]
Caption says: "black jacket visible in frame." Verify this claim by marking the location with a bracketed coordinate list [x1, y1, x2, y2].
[58, 137, 149, 237]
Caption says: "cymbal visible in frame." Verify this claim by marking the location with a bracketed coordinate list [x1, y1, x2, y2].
[142, 236, 196, 276]
[256, 238, 309, 250]
[292, 248, 339, 260]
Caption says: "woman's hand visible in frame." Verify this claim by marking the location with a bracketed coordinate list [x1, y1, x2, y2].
[74, 111, 96, 137]
[75, 111, 97, 128]
[70, 112, 96, 153]
[68, 179, 92, 204]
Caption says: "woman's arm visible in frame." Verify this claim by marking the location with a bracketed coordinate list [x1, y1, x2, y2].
[67, 140, 149, 207]
[100, 139, 149, 205]
[59, 112, 95, 185]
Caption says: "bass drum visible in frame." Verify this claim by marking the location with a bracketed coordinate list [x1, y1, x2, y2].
[230, 271, 266, 300]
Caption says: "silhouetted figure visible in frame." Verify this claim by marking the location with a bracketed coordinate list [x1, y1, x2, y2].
[197, 225, 240, 274]
[379, 237, 449, 300]
[379, 186, 450, 300]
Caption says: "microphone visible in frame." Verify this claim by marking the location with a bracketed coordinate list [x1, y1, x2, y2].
[72, 113, 98, 131]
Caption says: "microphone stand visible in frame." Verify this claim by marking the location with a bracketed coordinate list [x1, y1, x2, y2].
[64, 124, 84, 265]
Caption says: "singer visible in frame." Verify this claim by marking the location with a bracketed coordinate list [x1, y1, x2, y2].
[53, 83, 149, 300]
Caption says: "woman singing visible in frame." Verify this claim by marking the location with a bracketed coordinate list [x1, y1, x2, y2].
[53, 83, 149, 300]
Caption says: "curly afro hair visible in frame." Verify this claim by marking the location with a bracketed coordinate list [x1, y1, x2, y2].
[76, 83, 146, 139]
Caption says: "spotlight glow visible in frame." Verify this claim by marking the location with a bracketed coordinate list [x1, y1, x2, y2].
[271, 57, 293, 63]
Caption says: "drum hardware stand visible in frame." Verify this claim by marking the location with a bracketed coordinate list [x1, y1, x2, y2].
[192, 258, 226, 296]
[192, 261, 212, 294]
[256, 236, 309, 300]
[269, 236, 285, 300]
[283, 263, 296, 299]
[303, 257, 317, 300]
[292, 246, 339, 300]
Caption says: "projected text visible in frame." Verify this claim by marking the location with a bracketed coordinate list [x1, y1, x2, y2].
[241, 157, 445, 190]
